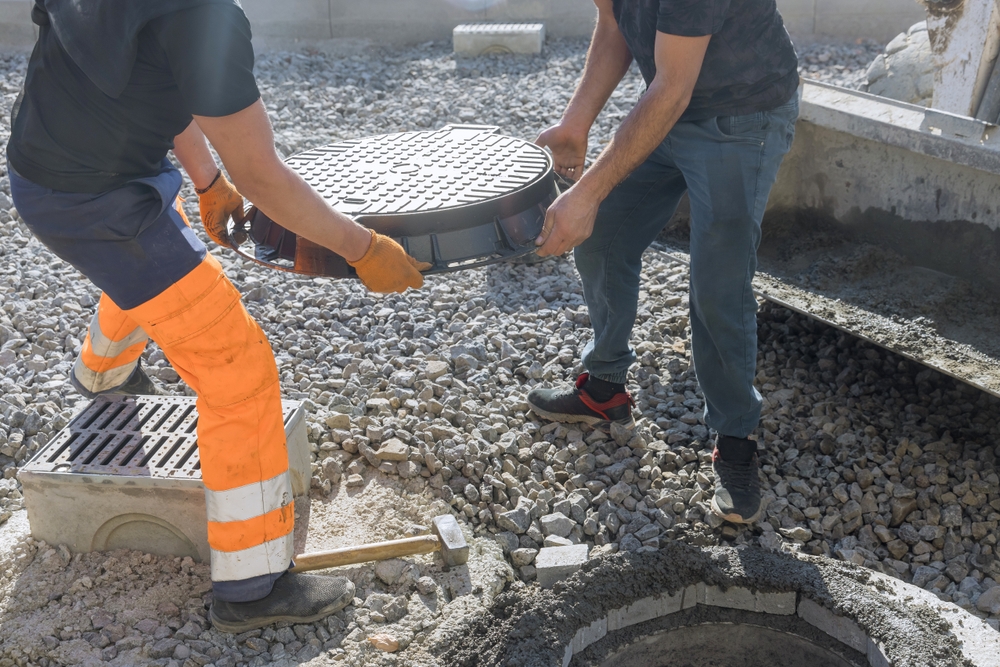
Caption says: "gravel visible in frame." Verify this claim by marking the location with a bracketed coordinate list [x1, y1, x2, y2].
[2, 37, 998, 667]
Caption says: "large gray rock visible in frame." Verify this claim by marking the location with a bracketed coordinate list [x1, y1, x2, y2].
[865, 22, 934, 107]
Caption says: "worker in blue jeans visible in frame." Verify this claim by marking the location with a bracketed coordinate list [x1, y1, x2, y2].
[528, 0, 799, 524]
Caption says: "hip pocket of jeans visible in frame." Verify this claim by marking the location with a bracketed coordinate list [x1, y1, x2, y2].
[715, 112, 767, 146]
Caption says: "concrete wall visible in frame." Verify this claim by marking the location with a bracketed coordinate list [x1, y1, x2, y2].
[0, 0, 34, 50]
[0, 0, 928, 51]
[780, 0, 926, 44]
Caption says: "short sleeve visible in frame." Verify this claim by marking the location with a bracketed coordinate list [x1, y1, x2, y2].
[657, 0, 730, 36]
[151, 4, 260, 117]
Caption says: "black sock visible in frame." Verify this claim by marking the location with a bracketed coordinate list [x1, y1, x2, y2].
[716, 435, 757, 462]
[584, 375, 625, 402]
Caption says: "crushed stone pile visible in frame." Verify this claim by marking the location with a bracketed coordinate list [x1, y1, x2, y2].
[1, 39, 998, 667]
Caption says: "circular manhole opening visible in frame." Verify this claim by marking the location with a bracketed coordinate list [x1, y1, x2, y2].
[596, 619, 859, 667]
[439, 543, 999, 667]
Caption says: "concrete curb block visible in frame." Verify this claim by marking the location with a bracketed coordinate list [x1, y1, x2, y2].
[453, 23, 545, 56]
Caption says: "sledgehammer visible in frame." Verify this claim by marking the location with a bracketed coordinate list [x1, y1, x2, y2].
[288, 514, 469, 573]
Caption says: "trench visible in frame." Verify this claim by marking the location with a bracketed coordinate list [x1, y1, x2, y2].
[657, 204, 1000, 399]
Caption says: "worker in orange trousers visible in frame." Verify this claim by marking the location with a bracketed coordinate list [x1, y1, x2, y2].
[6, 0, 426, 632]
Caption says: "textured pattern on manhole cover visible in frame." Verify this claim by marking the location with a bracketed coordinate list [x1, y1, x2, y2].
[23, 396, 298, 479]
[288, 125, 551, 216]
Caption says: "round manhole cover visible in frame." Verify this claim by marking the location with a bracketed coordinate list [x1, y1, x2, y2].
[236, 124, 557, 277]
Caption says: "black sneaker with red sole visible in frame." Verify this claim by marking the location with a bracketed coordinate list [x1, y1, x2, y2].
[527, 373, 635, 427]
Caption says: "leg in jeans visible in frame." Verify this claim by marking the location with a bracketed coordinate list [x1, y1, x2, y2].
[575, 155, 689, 384]
[668, 97, 799, 438]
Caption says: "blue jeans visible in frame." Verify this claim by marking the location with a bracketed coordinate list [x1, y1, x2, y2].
[576, 95, 798, 438]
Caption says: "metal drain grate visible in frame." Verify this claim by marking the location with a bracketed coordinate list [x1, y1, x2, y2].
[24, 395, 299, 479]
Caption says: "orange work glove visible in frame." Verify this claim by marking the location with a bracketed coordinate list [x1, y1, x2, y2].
[348, 231, 432, 293]
[196, 170, 244, 248]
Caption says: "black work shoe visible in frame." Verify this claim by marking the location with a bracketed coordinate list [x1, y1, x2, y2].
[69, 363, 164, 400]
[710, 438, 762, 524]
[527, 373, 635, 427]
[210, 573, 355, 633]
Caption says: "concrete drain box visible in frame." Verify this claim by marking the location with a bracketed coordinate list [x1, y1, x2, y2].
[18, 395, 311, 563]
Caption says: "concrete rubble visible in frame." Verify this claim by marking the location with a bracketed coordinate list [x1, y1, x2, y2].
[0, 37, 998, 667]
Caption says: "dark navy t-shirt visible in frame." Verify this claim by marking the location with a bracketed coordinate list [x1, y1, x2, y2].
[7, 4, 260, 194]
[612, 0, 799, 120]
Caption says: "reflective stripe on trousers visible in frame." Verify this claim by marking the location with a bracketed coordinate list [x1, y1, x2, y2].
[72, 297, 149, 393]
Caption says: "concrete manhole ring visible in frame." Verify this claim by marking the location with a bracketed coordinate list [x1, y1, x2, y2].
[440, 541, 999, 667]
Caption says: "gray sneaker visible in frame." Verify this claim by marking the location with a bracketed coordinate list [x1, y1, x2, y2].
[710, 445, 762, 524]
[210, 573, 355, 633]
[70, 363, 164, 400]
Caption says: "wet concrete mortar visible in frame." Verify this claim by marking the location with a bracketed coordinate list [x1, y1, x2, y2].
[0, 37, 998, 667]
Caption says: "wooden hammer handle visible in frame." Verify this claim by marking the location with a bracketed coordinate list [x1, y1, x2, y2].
[289, 535, 441, 573]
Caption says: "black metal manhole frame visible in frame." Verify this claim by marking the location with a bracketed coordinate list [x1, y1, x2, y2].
[230, 125, 557, 278]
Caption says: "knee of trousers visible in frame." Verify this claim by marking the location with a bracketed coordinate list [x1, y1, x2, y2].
[126, 255, 287, 486]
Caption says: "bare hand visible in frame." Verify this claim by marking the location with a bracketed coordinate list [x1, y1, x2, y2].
[536, 124, 587, 182]
[534, 186, 600, 257]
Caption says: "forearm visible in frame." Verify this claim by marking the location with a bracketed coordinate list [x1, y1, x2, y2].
[576, 79, 691, 201]
[561, 3, 634, 134]
[233, 157, 372, 263]
[171, 120, 220, 191]
[195, 101, 372, 263]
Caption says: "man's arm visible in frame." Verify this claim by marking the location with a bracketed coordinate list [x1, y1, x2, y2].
[536, 0, 633, 180]
[171, 120, 219, 191]
[535, 30, 711, 257]
[195, 101, 373, 263]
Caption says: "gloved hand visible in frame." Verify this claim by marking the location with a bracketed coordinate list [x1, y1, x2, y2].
[197, 170, 244, 248]
[348, 231, 432, 293]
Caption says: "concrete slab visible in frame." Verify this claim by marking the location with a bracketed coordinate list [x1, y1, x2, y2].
[570, 616, 607, 654]
[606, 591, 683, 631]
[535, 544, 588, 588]
[703, 584, 757, 611]
[453, 23, 545, 56]
[18, 397, 310, 563]
[797, 597, 868, 653]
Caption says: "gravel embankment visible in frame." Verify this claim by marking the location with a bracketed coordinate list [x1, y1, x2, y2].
[2, 38, 998, 667]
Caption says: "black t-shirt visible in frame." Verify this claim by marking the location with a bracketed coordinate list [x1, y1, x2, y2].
[612, 0, 798, 121]
[6, 4, 260, 194]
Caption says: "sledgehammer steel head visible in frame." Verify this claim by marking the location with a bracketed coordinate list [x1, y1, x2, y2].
[432, 514, 469, 567]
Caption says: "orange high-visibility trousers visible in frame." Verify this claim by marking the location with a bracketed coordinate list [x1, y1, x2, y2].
[125, 254, 294, 598]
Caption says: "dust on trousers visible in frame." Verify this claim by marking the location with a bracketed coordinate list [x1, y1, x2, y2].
[9, 161, 292, 603]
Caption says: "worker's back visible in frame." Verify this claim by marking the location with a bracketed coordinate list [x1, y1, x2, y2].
[6, 0, 257, 194]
